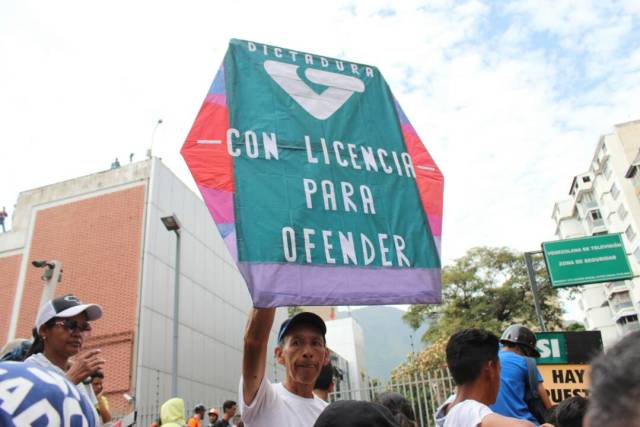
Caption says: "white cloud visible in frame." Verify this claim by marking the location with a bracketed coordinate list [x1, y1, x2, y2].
[1, 0, 639, 278]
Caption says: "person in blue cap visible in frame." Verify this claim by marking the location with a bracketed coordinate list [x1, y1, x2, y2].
[240, 308, 329, 427]
[0, 360, 96, 426]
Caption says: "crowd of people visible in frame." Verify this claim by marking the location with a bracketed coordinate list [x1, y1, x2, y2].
[1, 295, 639, 426]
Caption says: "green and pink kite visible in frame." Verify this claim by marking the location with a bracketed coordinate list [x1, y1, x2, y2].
[182, 39, 443, 307]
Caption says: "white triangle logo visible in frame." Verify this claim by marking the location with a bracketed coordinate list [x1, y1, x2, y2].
[264, 60, 365, 120]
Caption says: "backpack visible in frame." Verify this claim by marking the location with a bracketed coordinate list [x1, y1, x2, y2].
[523, 356, 547, 424]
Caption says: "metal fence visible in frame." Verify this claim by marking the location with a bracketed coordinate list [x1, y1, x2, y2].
[124, 369, 455, 427]
[330, 368, 456, 427]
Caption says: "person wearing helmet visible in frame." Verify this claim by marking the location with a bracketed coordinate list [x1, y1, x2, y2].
[188, 403, 207, 427]
[490, 325, 552, 425]
[208, 407, 220, 426]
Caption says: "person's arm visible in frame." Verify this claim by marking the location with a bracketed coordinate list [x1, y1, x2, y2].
[481, 413, 536, 427]
[537, 382, 553, 409]
[96, 395, 112, 422]
[242, 308, 276, 406]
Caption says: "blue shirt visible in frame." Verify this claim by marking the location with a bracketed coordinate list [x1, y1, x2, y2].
[0, 361, 96, 426]
[490, 350, 543, 425]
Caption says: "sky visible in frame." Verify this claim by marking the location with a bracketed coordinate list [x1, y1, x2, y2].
[2, 1, 640, 317]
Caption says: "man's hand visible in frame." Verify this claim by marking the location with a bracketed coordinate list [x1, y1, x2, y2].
[242, 308, 276, 406]
[66, 349, 105, 384]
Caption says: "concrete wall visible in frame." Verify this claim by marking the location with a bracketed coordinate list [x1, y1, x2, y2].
[134, 158, 287, 410]
[1, 164, 148, 411]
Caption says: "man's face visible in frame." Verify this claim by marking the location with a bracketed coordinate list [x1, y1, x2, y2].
[225, 404, 237, 417]
[275, 324, 329, 386]
[208, 413, 218, 423]
[91, 377, 103, 395]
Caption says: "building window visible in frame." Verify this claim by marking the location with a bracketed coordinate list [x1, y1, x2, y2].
[590, 210, 602, 221]
[618, 204, 628, 220]
[611, 183, 620, 200]
[634, 247, 640, 263]
[632, 167, 640, 188]
[582, 176, 591, 183]
[626, 225, 636, 242]
[603, 159, 612, 179]
[583, 191, 594, 202]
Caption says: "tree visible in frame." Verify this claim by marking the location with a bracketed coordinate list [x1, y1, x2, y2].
[403, 246, 563, 344]
[565, 321, 586, 331]
[287, 306, 303, 317]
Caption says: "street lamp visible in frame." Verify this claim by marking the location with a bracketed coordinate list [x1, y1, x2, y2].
[161, 214, 181, 397]
[32, 260, 63, 311]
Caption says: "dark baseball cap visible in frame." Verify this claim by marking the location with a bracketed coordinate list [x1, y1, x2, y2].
[35, 294, 102, 330]
[313, 400, 399, 427]
[277, 312, 326, 343]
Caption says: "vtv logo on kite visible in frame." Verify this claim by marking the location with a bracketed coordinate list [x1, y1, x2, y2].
[264, 60, 365, 120]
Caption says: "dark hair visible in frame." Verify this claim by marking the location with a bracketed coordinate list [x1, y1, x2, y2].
[24, 321, 55, 359]
[446, 328, 499, 385]
[314, 364, 334, 391]
[587, 331, 640, 427]
[375, 392, 417, 427]
[91, 371, 104, 380]
[222, 400, 236, 412]
[555, 396, 587, 427]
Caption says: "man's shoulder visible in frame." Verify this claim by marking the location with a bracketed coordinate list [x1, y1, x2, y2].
[445, 400, 493, 426]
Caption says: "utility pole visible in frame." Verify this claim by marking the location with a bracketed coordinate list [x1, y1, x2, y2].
[524, 251, 547, 331]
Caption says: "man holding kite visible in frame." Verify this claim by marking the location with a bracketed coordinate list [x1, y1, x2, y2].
[240, 308, 329, 427]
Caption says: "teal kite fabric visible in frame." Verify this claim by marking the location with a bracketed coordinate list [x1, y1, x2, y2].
[182, 39, 444, 307]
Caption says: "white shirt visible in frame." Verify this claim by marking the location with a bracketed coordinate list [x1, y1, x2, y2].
[435, 394, 456, 427]
[239, 376, 327, 427]
[25, 352, 102, 426]
[443, 399, 493, 427]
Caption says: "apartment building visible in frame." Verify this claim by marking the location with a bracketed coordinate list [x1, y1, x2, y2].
[552, 120, 640, 348]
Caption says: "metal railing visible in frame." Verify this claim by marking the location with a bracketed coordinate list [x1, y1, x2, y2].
[330, 368, 455, 427]
[127, 370, 456, 427]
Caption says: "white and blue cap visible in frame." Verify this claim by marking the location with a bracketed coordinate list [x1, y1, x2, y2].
[35, 294, 103, 331]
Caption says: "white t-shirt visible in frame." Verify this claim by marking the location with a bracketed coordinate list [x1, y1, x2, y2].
[239, 376, 327, 427]
[435, 394, 456, 427]
[443, 399, 493, 427]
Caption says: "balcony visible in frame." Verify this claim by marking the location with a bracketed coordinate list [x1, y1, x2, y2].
[586, 216, 606, 234]
[621, 320, 640, 334]
[618, 313, 640, 335]
[604, 281, 629, 298]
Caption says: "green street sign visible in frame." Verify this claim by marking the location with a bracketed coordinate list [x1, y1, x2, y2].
[542, 234, 633, 288]
[535, 331, 603, 365]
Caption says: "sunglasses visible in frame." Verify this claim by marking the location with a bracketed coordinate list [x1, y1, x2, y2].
[53, 319, 92, 333]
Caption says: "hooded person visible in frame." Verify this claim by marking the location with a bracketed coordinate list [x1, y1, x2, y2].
[161, 397, 187, 427]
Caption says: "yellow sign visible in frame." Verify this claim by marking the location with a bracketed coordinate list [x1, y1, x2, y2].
[538, 364, 590, 404]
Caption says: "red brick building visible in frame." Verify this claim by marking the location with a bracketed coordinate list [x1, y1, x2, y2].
[0, 159, 285, 416]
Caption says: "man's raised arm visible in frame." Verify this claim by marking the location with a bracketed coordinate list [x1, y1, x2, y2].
[242, 307, 276, 406]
